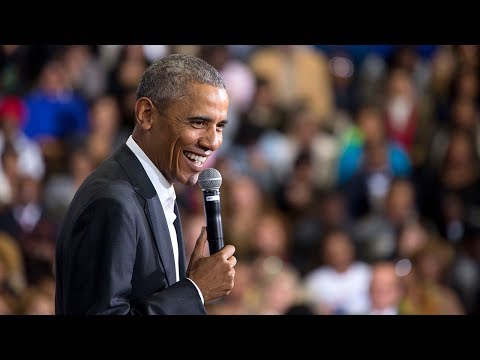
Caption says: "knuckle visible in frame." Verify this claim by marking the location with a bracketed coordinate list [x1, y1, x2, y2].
[223, 245, 235, 256]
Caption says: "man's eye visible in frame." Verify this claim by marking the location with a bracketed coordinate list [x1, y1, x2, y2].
[192, 121, 205, 128]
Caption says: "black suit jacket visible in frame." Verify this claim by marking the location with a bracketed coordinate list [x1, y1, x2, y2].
[55, 144, 206, 315]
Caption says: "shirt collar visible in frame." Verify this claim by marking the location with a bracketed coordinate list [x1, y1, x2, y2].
[126, 135, 176, 204]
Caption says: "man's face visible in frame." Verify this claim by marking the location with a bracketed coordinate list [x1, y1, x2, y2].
[149, 83, 228, 186]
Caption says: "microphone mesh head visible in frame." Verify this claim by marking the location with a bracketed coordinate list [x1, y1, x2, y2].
[198, 168, 222, 191]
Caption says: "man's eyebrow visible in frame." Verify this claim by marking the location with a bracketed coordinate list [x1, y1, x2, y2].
[187, 116, 212, 122]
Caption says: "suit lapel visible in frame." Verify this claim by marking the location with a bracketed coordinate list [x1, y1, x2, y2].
[174, 202, 186, 278]
[114, 144, 176, 286]
[144, 198, 176, 286]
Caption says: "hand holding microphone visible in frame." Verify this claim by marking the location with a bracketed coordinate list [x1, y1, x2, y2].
[186, 168, 236, 303]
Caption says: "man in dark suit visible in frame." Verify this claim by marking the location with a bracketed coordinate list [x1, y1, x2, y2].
[55, 53, 236, 314]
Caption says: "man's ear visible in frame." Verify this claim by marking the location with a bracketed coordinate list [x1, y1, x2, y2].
[135, 97, 155, 130]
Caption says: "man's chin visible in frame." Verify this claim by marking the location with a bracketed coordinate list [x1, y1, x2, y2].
[183, 173, 200, 187]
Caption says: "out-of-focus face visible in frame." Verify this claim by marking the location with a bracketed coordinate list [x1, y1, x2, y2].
[40, 61, 67, 93]
[451, 98, 476, 130]
[90, 95, 120, 134]
[137, 83, 229, 186]
[457, 70, 478, 98]
[323, 232, 354, 273]
[263, 270, 298, 314]
[322, 192, 345, 226]
[447, 133, 474, 168]
[386, 180, 415, 224]
[370, 263, 402, 311]
[0, 117, 20, 138]
[387, 68, 415, 100]
[357, 107, 384, 143]
[17, 177, 41, 205]
[231, 176, 261, 210]
[255, 215, 287, 258]
[398, 223, 428, 258]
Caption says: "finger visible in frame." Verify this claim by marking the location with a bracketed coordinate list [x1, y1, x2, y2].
[227, 255, 237, 268]
[219, 244, 235, 259]
[190, 226, 207, 262]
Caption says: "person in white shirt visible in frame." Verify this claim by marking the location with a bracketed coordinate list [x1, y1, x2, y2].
[304, 229, 372, 315]
[55, 54, 236, 315]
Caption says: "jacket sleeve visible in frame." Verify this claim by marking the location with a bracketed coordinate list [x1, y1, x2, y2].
[67, 197, 205, 315]
[132, 280, 206, 315]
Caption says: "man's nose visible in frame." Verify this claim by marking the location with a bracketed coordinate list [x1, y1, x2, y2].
[199, 126, 222, 151]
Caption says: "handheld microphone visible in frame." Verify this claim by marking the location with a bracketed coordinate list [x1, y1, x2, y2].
[198, 168, 224, 255]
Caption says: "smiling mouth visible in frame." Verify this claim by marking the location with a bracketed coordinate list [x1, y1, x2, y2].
[183, 150, 207, 167]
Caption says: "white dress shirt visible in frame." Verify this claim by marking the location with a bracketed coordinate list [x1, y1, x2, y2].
[126, 136, 204, 303]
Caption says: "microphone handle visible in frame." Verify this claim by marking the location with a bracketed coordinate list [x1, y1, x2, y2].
[203, 189, 224, 254]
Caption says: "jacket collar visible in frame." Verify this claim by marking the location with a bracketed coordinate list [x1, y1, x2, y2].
[114, 144, 177, 286]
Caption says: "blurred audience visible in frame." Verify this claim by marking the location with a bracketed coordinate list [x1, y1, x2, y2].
[0, 44, 478, 314]
[338, 105, 412, 231]
[353, 178, 418, 262]
[249, 45, 333, 122]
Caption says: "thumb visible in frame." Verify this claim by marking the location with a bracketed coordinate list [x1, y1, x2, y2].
[190, 226, 208, 263]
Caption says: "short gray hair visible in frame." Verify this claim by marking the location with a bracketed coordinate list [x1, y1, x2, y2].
[136, 53, 226, 112]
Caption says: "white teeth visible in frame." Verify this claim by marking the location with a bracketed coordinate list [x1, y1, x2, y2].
[184, 151, 207, 164]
